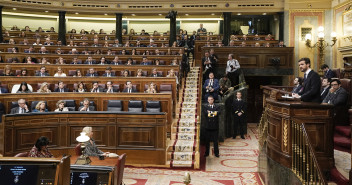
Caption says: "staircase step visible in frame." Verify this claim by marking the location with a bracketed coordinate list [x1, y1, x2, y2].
[171, 160, 193, 167]
[335, 126, 351, 138]
[330, 167, 349, 185]
[334, 133, 351, 149]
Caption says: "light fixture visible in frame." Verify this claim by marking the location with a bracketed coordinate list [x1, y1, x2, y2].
[158, 14, 162, 16]
[185, 14, 189, 16]
[211, 13, 215, 15]
[104, 13, 108, 16]
[45, 11, 49, 13]
[262, 13, 267, 15]
[75, 12, 79, 15]
[131, 14, 135, 16]
[75, 132, 91, 165]
[237, 13, 241, 15]
[305, 26, 337, 66]
[13, 8, 17, 10]
[183, 172, 191, 185]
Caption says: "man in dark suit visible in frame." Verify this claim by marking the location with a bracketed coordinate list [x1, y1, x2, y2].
[86, 68, 98, 77]
[150, 68, 162, 77]
[322, 79, 348, 106]
[203, 72, 219, 100]
[202, 51, 216, 80]
[84, 56, 96, 65]
[102, 67, 115, 77]
[202, 95, 220, 157]
[140, 57, 151, 65]
[35, 66, 50, 76]
[10, 99, 30, 114]
[232, 91, 247, 139]
[0, 82, 8, 94]
[321, 64, 335, 78]
[90, 81, 104, 93]
[54, 81, 69, 93]
[293, 58, 321, 102]
[122, 81, 137, 93]
[112, 39, 122, 47]
[320, 77, 331, 102]
[197, 23, 207, 35]
[104, 81, 118, 93]
[25, 46, 36, 53]
[79, 98, 95, 111]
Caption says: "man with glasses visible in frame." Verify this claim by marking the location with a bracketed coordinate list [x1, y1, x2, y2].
[80, 98, 95, 111]
[10, 99, 30, 114]
[322, 79, 348, 106]
[104, 81, 118, 93]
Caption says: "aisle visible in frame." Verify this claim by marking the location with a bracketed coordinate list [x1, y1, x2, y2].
[123, 123, 262, 185]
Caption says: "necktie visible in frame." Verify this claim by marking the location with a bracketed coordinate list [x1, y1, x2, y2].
[20, 108, 24, 113]
[210, 79, 213, 87]
[91, 74, 93, 77]
[211, 105, 213, 108]
[304, 73, 307, 82]
[129, 88, 131, 93]
[108, 74, 110, 77]
[41, 73, 43, 77]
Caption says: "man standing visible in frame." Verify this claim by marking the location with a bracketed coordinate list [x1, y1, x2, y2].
[202, 96, 220, 157]
[226, 54, 240, 87]
[292, 58, 321, 102]
[203, 72, 219, 100]
[197, 23, 207, 35]
[321, 64, 335, 78]
[202, 51, 216, 80]
[232, 92, 246, 139]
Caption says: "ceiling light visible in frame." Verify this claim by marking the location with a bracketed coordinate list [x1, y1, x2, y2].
[185, 14, 189, 16]
[158, 14, 162, 16]
[131, 14, 136, 16]
[13, 8, 17, 10]
[75, 12, 79, 14]
[104, 13, 108, 16]
[262, 13, 267, 15]
[211, 13, 215, 15]
[237, 13, 241, 15]
[45, 11, 49, 13]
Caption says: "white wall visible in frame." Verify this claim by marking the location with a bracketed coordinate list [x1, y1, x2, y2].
[3, 14, 57, 31]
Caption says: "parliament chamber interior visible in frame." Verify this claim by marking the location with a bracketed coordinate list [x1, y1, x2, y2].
[0, 0, 351, 184]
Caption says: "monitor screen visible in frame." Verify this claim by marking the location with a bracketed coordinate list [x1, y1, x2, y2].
[0, 165, 39, 185]
[70, 172, 97, 185]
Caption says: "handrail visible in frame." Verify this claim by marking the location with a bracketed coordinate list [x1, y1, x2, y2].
[291, 120, 327, 185]
[258, 108, 268, 149]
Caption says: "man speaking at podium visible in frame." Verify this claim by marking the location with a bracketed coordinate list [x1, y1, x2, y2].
[292, 58, 321, 103]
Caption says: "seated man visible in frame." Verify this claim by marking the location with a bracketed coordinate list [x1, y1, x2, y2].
[150, 68, 162, 77]
[90, 81, 104, 93]
[91, 39, 100, 47]
[10, 98, 30, 114]
[321, 64, 335, 78]
[0, 81, 8, 94]
[140, 57, 151, 65]
[35, 66, 50, 76]
[38, 46, 48, 54]
[112, 39, 121, 47]
[322, 79, 348, 106]
[102, 66, 115, 77]
[80, 98, 95, 111]
[86, 68, 98, 77]
[54, 81, 69, 92]
[84, 56, 96, 65]
[320, 77, 331, 102]
[104, 81, 118, 93]
[71, 57, 81, 64]
[203, 72, 220, 100]
[122, 81, 137, 93]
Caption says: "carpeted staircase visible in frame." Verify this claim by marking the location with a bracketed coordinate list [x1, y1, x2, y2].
[330, 125, 350, 185]
[169, 67, 201, 168]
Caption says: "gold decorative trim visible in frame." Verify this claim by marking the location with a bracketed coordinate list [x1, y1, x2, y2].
[283, 120, 288, 149]
[289, 9, 325, 13]
[333, 1, 352, 10]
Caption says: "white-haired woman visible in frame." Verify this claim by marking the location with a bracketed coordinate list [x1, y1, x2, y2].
[81, 127, 109, 157]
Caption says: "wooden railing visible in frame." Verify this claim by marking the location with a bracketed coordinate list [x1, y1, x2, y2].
[292, 120, 327, 185]
[258, 108, 268, 149]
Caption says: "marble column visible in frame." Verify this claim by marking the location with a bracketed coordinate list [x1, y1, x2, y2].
[278, 12, 284, 41]
[58, 11, 66, 45]
[223, 12, 231, 46]
[115, 13, 123, 43]
[168, 12, 177, 46]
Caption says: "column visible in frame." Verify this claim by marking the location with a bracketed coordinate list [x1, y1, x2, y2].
[115, 13, 123, 43]
[223, 12, 231, 46]
[0, 6, 3, 43]
[169, 12, 177, 46]
[278, 12, 284, 41]
[58, 11, 66, 45]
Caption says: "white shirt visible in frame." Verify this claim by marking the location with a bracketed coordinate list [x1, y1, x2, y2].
[304, 68, 312, 79]
[54, 73, 67, 77]
[226, 59, 240, 73]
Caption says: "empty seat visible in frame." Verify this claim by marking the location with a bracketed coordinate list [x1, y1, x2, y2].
[159, 84, 172, 93]
[128, 100, 143, 112]
[107, 100, 123, 111]
[146, 101, 161, 112]
[63, 100, 76, 111]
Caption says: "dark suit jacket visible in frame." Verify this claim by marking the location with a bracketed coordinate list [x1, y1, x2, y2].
[202, 56, 216, 71]
[202, 104, 220, 130]
[150, 73, 162, 77]
[86, 73, 99, 77]
[292, 85, 302, 94]
[298, 70, 321, 102]
[54, 88, 69, 92]
[104, 88, 118, 93]
[203, 79, 220, 98]
[320, 86, 331, 102]
[102, 73, 116, 77]
[122, 88, 137, 93]
[10, 107, 30, 114]
[322, 87, 348, 106]
[35, 72, 50, 77]
[79, 106, 96, 111]
[232, 99, 247, 116]
[0, 87, 8, 93]
[90, 87, 104, 93]
[84, 60, 97, 65]
[324, 69, 335, 79]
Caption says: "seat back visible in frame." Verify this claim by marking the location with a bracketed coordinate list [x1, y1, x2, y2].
[128, 100, 143, 112]
[75, 143, 82, 156]
[332, 68, 342, 78]
[14, 152, 29, 157]
[116, 153, 127, 185]
[107, 100, 123, 111]
[146, 101, 161, 112]
[63, 100, 76, 111]
[340, 78, 352, 106]
[159, 84, 172, 93]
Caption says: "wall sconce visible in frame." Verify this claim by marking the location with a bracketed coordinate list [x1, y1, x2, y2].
[305, 26, 337, 67]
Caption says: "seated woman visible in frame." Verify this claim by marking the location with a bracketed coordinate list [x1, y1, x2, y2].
[145, 82, 157, 93]
[28, 136, 53, 158]
[136, 69, 143, 77]
[167, 69, 179, 85]
[81, 127, 110, 157]
[40, 57, 51, 64]
[54, 100, 69, 112]
[2, 65, 14, 76]
[74, 82, 86, 93]
[37, 82, 51, 93]
[17, 68, 28, 77]
[54, 67, 67, 77]
[16, 82, 32, 93]
[73, 69, 82, 77]
[125, 58, 133, 65]
[33, 101, 48, 112]
[122, 69, 130, 77]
